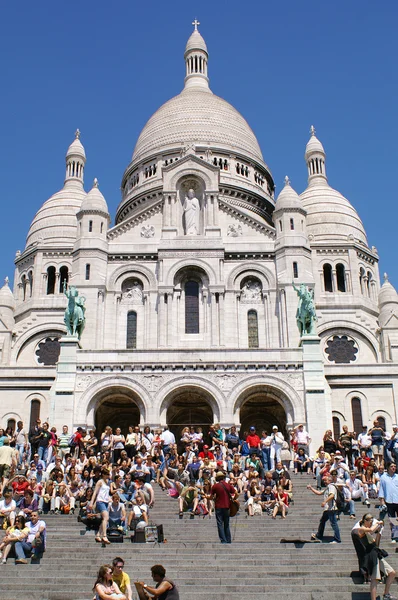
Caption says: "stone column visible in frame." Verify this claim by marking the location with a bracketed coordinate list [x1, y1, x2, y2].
[167, 292, 173, 346]
[219, 292, 225, 346]
[49, 336, 80, 430]
[210, 292, 218, 346]
[158, 293, 166, 347]
[301, 335, 332, 455]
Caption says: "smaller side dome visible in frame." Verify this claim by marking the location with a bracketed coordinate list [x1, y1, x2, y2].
[274, 176, 303, 211]
[80, 179, 109, 215]
[66, 129, 86, 160]
[379, 273, 398, 307]
[0, 277, 15, 310]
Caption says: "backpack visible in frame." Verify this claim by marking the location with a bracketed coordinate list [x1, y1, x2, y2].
[331, 484, 345, 511]
[68, 433, 77, 448]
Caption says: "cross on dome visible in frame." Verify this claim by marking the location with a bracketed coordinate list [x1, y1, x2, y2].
[284, 175, 291, 186]
[384, 273, 389, 282]
[93, 177, 99, 188]
[310, 125, 316, 136]
[192, 19, 200, 31]
[4, 277, 9, 286]
[75, 129, 81, 139]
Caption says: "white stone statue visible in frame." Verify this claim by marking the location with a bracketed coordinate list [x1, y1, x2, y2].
[141, 224, 155, 238]
[122, 281, 143, 304]
[183, 188, 200, 235]
[227, 223, 242, 237]
[240, 279, 262, 303]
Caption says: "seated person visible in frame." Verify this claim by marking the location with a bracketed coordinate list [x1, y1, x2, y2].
[260, 486, 276, 515]
[272, 462, 291, 484]
[0, 491, 16, 527]
[294, 448, 311, 474]
[108, 492, 127, 531]
[18, 489, 38, 519]
[0, 515, 28, 564]
[14, 511, 46, 563]
[127, 493, 148, 531]
[178, 484, 199, 517]
[346, 470, 370, 507]
[272, 486, 289, 519]
[53, 483, 75, 514]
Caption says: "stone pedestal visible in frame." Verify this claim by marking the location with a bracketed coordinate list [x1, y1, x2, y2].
[49, 336, 80, 430]
[301, 335, 332, 454]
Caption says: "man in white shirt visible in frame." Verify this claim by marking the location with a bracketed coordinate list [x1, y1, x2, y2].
[294, 424, 311, 453]
[160, 427, 176, 453]
[346, 470, 370, 506]
[14, 511, 46, 563]
[270, 426, 284, 470]
[358, 425, 372, 457]
[330, 453, 350, 481]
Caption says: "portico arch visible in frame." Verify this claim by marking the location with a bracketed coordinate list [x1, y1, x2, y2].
[159, 384, 220, 442]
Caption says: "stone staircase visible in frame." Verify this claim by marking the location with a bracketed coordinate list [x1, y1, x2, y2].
[1, 475, 396, 600]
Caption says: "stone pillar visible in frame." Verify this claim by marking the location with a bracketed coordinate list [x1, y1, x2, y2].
[301, 335, 332, 455]
[211, 292, 218, 346]
[219, 292, 225, 346]
[49, 336, 80, 430]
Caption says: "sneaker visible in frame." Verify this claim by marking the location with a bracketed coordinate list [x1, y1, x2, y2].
[383, 594, 398, 600]
[330, 540, 341, 544]
[1, 558, 6, 564]
[363, 500, 371, 507]
[391, 540, 397, 544]
[15, 559, 28, 564]
[311, 534, 321, 542]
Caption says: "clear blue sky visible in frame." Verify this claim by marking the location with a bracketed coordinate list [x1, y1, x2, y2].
[1, 1, 397, 288]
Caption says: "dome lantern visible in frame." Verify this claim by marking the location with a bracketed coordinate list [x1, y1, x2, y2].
[305, 125, 327, 186]
[184, 20, 210, 91]
[65, 129, 86, 188]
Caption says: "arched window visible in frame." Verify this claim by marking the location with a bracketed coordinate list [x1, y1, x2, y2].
[29, 399, 41, 430]
[85, 264, 90, 281]
[293, 262, 298, 279]
[290, 218, 294, 230]
[336, 263, 346, 292]
[46, 266, 56, 295]
[89, 220, 93, 233]
[185, 281, 199, 334]
[332, 416, 341, 440]
[126, 311, 137, 349]
[377, 416, 386, 431]
[7, 418, 16, 434]
[248, 310, 259, 348]
[323, 263, 333, 292]
[28, 271, 33, 297]
[21, 274, 27, 301]
[359, 267, 366, 295]
[59, 266, 68, 293]
[351, 397, 363, 434]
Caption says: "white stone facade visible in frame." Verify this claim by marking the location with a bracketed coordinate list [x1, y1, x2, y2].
[1, 26, 398, 452]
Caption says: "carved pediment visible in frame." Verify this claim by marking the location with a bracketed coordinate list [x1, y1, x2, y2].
[220, 200, 276, 240]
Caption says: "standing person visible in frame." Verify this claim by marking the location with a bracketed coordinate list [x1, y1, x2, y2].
[29, 419, 42, 458]
[139, 564, 180, 599]
[160, 426, 176, 456]
[378, 462, 398, 543]
[369, 420, 385, 468]
[13, 421, 28, 469]
[358, 425, 373, 458]
[89, 467, 111, 544]
[211, 471, 237, 544]
[294, 424, 311, 454]
[270, 426, 284, 470]
[352, 514, 397, 600]
[246, 426, 261, 455]
[111, 557, 133, 600]
[338, 425, 355, 468]
[0, 438, 17, 495]
[307, 474, 341, 544]
[112, 428, 125, 465]
[57, 425, 70, 461]
[93, 564, 126, 600]
[36, 422, 52, 465]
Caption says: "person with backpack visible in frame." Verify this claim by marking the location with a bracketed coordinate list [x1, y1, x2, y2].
[307, 474, 341, 543]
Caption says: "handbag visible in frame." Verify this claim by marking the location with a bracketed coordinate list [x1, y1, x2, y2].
[377, 547, 389, 559]
[220, 481, 240, 517]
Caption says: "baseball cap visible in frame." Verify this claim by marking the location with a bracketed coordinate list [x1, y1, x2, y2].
[250, 426, 256, 431]
[272, 425, 278, 430]
[36, 464, 43, 470]
[203, 445, 209, 449]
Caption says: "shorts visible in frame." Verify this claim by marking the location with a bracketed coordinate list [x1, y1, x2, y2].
[96, 501, 109, 513]
[0, 464, 10, 478]
[372, 557, 394, 581]
[371, 444, 384, 455]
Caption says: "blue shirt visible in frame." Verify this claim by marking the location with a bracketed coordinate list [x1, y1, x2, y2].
[379, 472, 398, 503]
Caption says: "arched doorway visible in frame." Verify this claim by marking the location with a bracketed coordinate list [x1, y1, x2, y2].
[94, 391, 141, 436]
[239, 388, 287, 438]
[165, 387, 214, 444]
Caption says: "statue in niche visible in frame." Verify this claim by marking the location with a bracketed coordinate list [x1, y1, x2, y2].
[227, 223, 242, 237]
[240, 279, 262, 303]
[122, 281, 143, 304]
[183, 188, 200, 235]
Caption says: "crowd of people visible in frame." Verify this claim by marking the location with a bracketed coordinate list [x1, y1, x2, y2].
[0, 415, 397, 581]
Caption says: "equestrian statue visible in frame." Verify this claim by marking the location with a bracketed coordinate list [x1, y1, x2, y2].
[63, 281, 86, 339]
[292, 282, 317, 336]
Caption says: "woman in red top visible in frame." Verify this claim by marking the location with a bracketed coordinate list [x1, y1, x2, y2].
[272, 485, 289, 519]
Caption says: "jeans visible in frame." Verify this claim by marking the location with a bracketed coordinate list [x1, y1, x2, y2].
[386, 503, 398, 540]
[37, 446, 48, 463]
[15, 538, 43, 559]
[215, 508, 231, 543]
[316, 510, 341, 542]
[16, 444, 25, 466]
[261, 448, 271, 471]
[343, 500, 355, 515]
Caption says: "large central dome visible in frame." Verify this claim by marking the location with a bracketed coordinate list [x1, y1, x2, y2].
[132, 86, 265, 165]
[131, 26, 265, 167]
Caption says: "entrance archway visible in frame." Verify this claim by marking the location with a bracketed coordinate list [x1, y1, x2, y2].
[239, 389, 287, 438]
[95, 392, 141, 436]
[165, 387, 214, 443]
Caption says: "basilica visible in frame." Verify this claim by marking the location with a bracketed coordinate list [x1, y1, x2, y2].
[1, 24, 398, 450]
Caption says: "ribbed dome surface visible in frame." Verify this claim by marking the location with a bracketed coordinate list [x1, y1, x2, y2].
[81, 180, 109, 214]
[132, 87, 264, 164]
[275, 178, 302, 211]
[185, 30, 207, 54]
[379, 277, 398, 306]
[0, 280, 15, 310]
[26, 186, 86, 247]
[300, 183, 367, 244]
